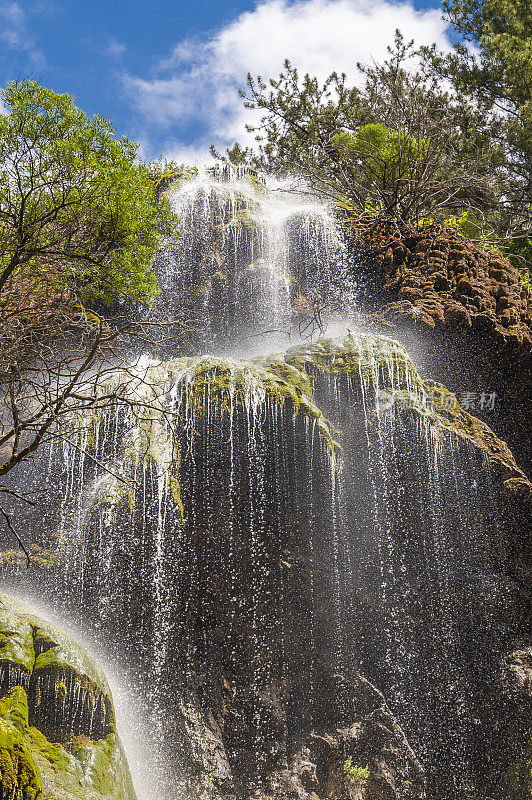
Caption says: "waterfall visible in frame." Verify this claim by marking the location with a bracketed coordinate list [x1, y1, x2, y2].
[2, 168, 527, 800]
[154, 168, 353, 352]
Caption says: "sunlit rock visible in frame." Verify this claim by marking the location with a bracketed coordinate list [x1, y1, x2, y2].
[0, 594, 137, 800]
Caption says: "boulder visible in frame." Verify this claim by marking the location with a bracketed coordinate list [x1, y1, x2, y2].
[0, 594, 137, 800]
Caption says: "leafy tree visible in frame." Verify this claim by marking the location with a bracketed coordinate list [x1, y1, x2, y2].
[330, 123, 438, 219]
[429, 0, 532, 269]
[0, 79, 174, 306]
[0, 80, 179, 559]
[240, 60, 362, 187]
[212, 142, 254, 166]
[240, 34, 495, 223]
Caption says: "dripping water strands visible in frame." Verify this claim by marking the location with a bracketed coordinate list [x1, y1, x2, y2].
[158, 168, 355, 353]
[4, 164, 523, 800]
[49, 347, 342, 793]
[29, 669, 111, 745]
[48, 330, 512, 798]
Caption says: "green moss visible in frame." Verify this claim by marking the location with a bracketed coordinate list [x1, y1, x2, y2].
[0, 594, 110, 694]
[0, 688, 135, 800]
[0, 689, 43, 800]
[0, 598, 137, 800]
[282, 334, 422, 391]
[0, 547, 62, 570]
[86, 334, 528, 521]
[94, 352, 339, 513]
[424, 381, 525, 475]
[279, 335, 527, 480]
[0, 596, 109, 700]
[33, 641, 109, 700]
[0, 608, 35, 672]
[56, 681, 67, 703]
[344, 756, 370, 786]
[72, 734, 136, 799]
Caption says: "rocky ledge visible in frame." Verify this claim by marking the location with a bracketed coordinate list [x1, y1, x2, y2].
[350, 218, 532, 475]
[0, 594, 137, 800]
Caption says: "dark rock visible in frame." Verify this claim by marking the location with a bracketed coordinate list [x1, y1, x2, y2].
[350, 219, 532, 474]
[213, 674, 427, 800]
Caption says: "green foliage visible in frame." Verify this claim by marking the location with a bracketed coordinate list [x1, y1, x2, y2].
[332, 123, 430, 198]
[0, 79, 176, 306]
[442, 211, 498, 250]
[211, 141, 254, 166]
[344, 756, 370, 785]
[237, 15, 532, 265]
[432, 0, 532, 269]
[418, 209, 502, 253]
[441, 210, 476, 235]
[240, 33, 495, 222]
[506, 235, 532, 283]
[442, 0, 532, 132]
[334, 123, 429, 167]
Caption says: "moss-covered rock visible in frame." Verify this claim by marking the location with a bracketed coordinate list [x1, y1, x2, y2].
[0, 595, 110, 698]
[0, 595, 137, 800]
[0, 690, 42, 800]
[351, 216, 532, 475]
[81, 334, 529, 522]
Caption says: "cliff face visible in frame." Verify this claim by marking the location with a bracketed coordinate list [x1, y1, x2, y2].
[191, 672, 429, 800]
[2, 173, 531, 800]
[351, 219, 532, 475]
[0, 594, 137, 800]
[35, 335, 530, 800]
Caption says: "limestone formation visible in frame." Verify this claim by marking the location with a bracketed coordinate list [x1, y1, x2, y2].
[0, 594, 137, 800]
[351, 218, 532, 474]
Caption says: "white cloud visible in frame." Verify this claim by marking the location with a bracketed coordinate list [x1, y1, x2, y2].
[106, 37, 126, 59]
[0, 1, 45, 66]
[0, 1, 24, 44]
[123, 0, 453, 162]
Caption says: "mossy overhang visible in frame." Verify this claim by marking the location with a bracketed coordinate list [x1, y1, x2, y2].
[85, 333, 532, 505]
[0, 686, 137, 800]
[265, 334, 529, 490]
[0, 594, 111, 698]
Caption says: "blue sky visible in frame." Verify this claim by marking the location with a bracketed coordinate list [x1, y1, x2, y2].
[0, 0, 455, 162]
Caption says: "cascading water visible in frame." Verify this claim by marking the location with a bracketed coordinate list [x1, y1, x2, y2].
[154, 167, 354, 352]
[2, 168, 529, 800]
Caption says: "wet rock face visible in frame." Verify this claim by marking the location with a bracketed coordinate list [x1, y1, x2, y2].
[154, 171, 350, 353]
[500, 648, 532, 800]
[503, 648, 532, 700]
[0, 594, 136, 800]
[352, 219, 532, 474]
[0, 597, 113, 744]
[212, 674, 428, 800]
[174, 670, 427, 800]
[2, 180, 529, 800]
[39, 335, 530, 800]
